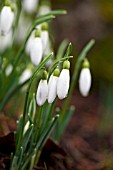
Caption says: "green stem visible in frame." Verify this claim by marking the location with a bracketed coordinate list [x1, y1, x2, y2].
[39, 9, 67, 18]
[34, 106, 43, 144]
[16, 53, 53, 152]
[56, 39, 69, 60]
[61, 39, 95, 122]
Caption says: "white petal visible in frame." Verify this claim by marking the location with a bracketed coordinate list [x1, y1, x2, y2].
[30, 37, 43, 66]
[0, 30, 12, 52]
[5, 64, 13, 76]
[22, 0, 39, 13]
[19, 69, 32, 84]
[36, 80, 48, 106]
[16, 12, 31, 44]
[48, 76, 58, 103]
[0, 6, 14, 35]
[57, 69, 70, 100]
[48, 74, 53, 87]
[25, 32, 34, 55]
[79, 68, 91, 97]
[41, 31, 49, 51]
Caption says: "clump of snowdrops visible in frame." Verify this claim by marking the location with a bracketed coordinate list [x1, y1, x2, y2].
[0, 0, 95, 169]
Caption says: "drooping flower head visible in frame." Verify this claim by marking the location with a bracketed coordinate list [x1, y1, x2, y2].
[79, 58, 91, 97]
[30, 29, 43, 66]
[22, 0, 39, 14]
[57, 60, 70, 99]
[38, 0, 51, 16]
[0, 0, 15, 35]
[41, 22, 49, 51]
[48, 67, 60, 103]
[36, 70, 48, 106]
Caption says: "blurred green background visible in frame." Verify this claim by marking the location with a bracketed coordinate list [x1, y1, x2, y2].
[51, 0, 113, 84]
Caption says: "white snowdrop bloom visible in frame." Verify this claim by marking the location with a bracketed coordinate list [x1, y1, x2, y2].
[57, 69, 70, 99]
[22, 0, 39, 14]
[5, 64, 13, 76]
[44, 40, 53, 56]
[36, 70, 48, 106]
[0, 30, 13, 52]
[38, 5, 51, 16]
[48, 74, 53, 87]
[16, 11, 31, 44]
[19, 69, 32, 84]
[25, 31, 35, 55]
[57, 60, 70, 100]
[79, 68, 91, 97]
[30, 29, 43, 66]
[48, 68, 60, 103]
[40, 22, 49, 51]
[41, 31, 49, 51]
[0, 6, 14, 35]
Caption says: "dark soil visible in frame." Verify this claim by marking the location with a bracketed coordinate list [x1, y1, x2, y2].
[0, 91, 113, 170]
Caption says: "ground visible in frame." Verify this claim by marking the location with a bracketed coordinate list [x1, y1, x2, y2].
[0, 90, 113, 170]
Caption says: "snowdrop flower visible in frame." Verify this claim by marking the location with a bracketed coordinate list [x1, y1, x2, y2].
[79, 59, 91, 97]
[0, 3, 14, 35]
[30, 29, 43, 66]
[48, 67, 60, 103]
[36, 70, 48, 106]
[0, 30, 13, 52]
[57, 60, 70, 99]
[22, 0, 39, 14]
[16, 12, 31, 44]
[38, 1, 51, 16]
[41, 22, 49, 51]
[19, 69, 32, 84]
[5, 64, 13, 76]
[25, 31, 35, 55]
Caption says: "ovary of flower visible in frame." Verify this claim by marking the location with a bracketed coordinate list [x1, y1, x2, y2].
[48, 75, 59, 103]
[57, 69, 70, 100]
[41, 30, 49, 51]
[79, 68, 91, 97]
[0, 6, 14, 35]
[30, 37, 43, 66]
[19, 69, 32, 84]
[36, 80, 48, 106]
[22, 0, 39, 13]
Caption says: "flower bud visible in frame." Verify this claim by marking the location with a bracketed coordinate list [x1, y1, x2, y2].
[22, 0, 39, 14]
[5, 64, 13, 76]
[79, 59, 91, 97]
[38, 1, 51, 16]
[41, 23, 49, 51]
[48, 67, 60, 103]
[30, 29, 43, 66]
[19, 69, 32, 84]
[0, 5, 14, 35]
[36, 70, 48, 106]
[57, 61, 70, 99]
[0, 30, 13, 52]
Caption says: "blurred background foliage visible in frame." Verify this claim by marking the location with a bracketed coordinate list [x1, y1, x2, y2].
[50, 0, 113, 133]
[51, 0, 113, 85]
